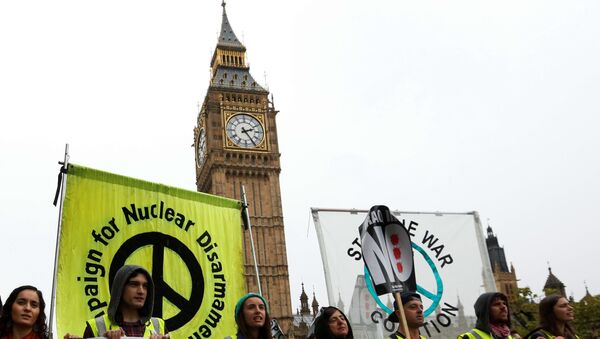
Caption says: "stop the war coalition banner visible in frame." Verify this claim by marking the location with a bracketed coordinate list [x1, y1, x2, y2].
[57, 164, 245, 339]
[312, 208, 496, 339]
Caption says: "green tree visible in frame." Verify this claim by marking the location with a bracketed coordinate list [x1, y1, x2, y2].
[573, 294, 600, 339]
[510, 287, 539, 336]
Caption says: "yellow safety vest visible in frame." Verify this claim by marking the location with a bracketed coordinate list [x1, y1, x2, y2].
[385, 332, 426, 339]
[458, 328, 514, 339]
[529, 329, 580, 339]
[86, 314, 165, 337]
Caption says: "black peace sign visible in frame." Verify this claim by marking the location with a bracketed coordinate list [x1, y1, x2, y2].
[109, 232, 204, 331]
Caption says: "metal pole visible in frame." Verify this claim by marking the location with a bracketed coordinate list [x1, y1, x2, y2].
[241, 184, 262, 295]
[49, 144, 70, 339]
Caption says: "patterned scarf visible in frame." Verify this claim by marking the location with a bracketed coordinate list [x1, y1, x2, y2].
[490, 323, 511, 338]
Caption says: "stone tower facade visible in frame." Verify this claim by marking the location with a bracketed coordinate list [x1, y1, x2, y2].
[485, 225, 519, 300]
[193, 2, 293, 332]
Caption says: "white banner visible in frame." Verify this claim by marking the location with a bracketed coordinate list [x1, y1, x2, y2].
[312, 208, 496, 339]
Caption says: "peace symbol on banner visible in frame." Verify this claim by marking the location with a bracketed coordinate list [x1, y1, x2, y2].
[109, 232, 204, 331]
[365, 242, 444, 317]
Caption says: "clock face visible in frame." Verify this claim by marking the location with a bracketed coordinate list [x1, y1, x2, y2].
[226, 113, 265, 148]
[196, 128, 206, 167]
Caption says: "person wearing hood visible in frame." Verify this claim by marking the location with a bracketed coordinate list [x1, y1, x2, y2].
[229, 293, 272, 339]
[458, 292, 513, 339]
[65, 265, 167, 339]
[386, 292, 425, 339]
[309, 306, 353, 339]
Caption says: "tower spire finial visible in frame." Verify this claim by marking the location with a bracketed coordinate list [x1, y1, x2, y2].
[222, 0, 226, 8]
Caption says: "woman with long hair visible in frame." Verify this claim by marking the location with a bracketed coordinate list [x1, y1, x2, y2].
[526, 295, 578, 339]
[311, 306, 353, 339]
[0, 286, 49, 339]
[232, 293, 272, 339]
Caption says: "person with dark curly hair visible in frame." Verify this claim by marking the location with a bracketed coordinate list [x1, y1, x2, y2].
[311, 306, 353, 339]
[525, 295, 578, 339]
[0, 285, 49, 339]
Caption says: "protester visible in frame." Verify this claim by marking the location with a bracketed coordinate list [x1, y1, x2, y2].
[458, 292, 513, 339]
[64, 265, 167, 339]
[525, 295, 578, 339]
[310, 306, 353, 339]
[231, 293, 272, 339]
[386, 292, 425, 339]
[0, 285, 49, 339]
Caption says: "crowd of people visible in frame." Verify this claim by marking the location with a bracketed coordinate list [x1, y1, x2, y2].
[0, 267, 578, 339]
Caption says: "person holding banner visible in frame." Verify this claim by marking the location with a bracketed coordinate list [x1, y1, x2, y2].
[0, 285, 49, 339]
[386, 292, 425, 339]
[230, 293, 272, 339]
[459, 292, 513, 339]
[524, 295, 578, 339]
[310, 306, 353, 339]
[64, 265, 167, 339]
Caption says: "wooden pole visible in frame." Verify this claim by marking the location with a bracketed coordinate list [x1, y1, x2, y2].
[393, 292, 410, 339]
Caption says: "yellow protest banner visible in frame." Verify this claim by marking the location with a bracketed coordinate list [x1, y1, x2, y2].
[57, 164, 245, 339]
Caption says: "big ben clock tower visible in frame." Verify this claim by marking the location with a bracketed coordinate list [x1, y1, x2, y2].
[193, 2, 293, 332]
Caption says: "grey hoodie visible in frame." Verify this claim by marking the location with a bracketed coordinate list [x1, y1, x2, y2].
[474, 292, 511, 334]
[108, 265, 155, 324]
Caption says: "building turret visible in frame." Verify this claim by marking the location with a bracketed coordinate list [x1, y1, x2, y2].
[300, 283, 310, 315]
[543, 266, 566, 297]
[457, 295, 468, 329]
[486, 225, 509, 272]
[485, 224, 518, 299]
[311, 292, 319, 316]
[337, 292, 345, 311]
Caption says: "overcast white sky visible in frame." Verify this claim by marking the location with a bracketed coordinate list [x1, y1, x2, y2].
[1, 0, 599, 317]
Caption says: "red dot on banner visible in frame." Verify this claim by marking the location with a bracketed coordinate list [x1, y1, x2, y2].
[390, 234, 399, 245]
[393, 248, 401, 259]
[397, 263, 403, 273]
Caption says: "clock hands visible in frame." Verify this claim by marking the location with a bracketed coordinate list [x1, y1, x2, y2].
[241, 126, 258, 146]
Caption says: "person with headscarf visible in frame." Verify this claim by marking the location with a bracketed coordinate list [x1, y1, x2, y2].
[0, 285, 49, 339]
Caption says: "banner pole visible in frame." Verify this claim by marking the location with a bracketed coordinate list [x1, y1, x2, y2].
[241, 184, 262, 295]
[49, 144, 70, 339]
[393, 292, 410, 339]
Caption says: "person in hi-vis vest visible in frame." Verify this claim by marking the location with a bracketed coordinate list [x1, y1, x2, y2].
[458, 292, 513, 339]
[64, 265, 168, 339]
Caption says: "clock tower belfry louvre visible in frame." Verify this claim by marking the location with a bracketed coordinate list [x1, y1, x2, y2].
[193, 2, 293, 332]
